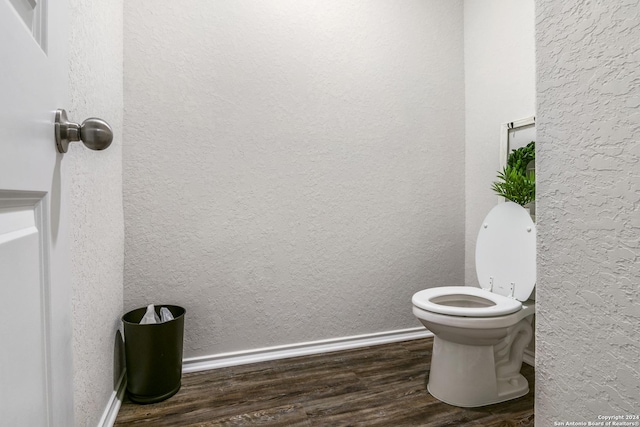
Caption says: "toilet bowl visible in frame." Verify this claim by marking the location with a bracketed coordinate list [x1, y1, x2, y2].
[412, 202, 536, 407]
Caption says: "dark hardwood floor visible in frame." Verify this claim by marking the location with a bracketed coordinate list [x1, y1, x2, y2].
[115, 338, 534, 426]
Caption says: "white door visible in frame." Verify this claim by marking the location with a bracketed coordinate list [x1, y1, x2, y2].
[0, 0, 74, 425]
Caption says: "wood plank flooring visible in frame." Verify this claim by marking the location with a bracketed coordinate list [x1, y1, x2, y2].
[115, 338, 534, 426]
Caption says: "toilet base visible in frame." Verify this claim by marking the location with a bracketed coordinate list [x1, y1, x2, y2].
[426, 319, 532, 407]
[428, 374, 529, 408]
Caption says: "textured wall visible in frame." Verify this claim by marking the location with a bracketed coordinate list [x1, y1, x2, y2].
[536, 0, 640, 422]
[67, 0, 124, 425]
[463, 0, 536, 285]
[124, 0, 465, 358]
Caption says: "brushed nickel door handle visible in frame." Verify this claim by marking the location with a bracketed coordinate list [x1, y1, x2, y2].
[54, 109, 113, 153]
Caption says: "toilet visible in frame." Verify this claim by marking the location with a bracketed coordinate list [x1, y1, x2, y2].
[412, 201, 536, 408]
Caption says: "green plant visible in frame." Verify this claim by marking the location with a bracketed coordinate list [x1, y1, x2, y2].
[492, 141, 535, 206]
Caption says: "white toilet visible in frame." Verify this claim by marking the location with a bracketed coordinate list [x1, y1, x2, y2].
[412, 201, 536, 408]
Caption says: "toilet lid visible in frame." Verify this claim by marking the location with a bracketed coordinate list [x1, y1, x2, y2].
[475, 202, 536, 302]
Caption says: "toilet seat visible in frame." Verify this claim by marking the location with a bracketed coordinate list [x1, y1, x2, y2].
[411, 202, 535, 318]
[412, 286, 522, 317]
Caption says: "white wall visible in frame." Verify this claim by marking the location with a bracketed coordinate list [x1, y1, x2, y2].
[463, 0, 536, 285]
[67, 0, 124, 424]
[536, 0, 640, 421]
[123, 0, 465, 358]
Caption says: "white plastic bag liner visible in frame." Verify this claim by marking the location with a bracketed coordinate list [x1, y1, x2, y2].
[160, 307, 174, 323]
[140, 304, 160, 324]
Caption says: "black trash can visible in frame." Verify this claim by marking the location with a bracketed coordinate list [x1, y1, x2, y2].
[122, 305, 185, 404]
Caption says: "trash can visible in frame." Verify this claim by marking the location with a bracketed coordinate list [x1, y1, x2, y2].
[122, 305, 186, 404]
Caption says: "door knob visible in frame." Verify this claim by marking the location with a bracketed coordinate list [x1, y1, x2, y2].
[55, 109, 113, 153]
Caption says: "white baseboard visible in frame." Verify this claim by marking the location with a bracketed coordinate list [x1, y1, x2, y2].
[183, 327, 434, 374]
[523, 348, 535, 367]
[97, 370, 126, 427]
